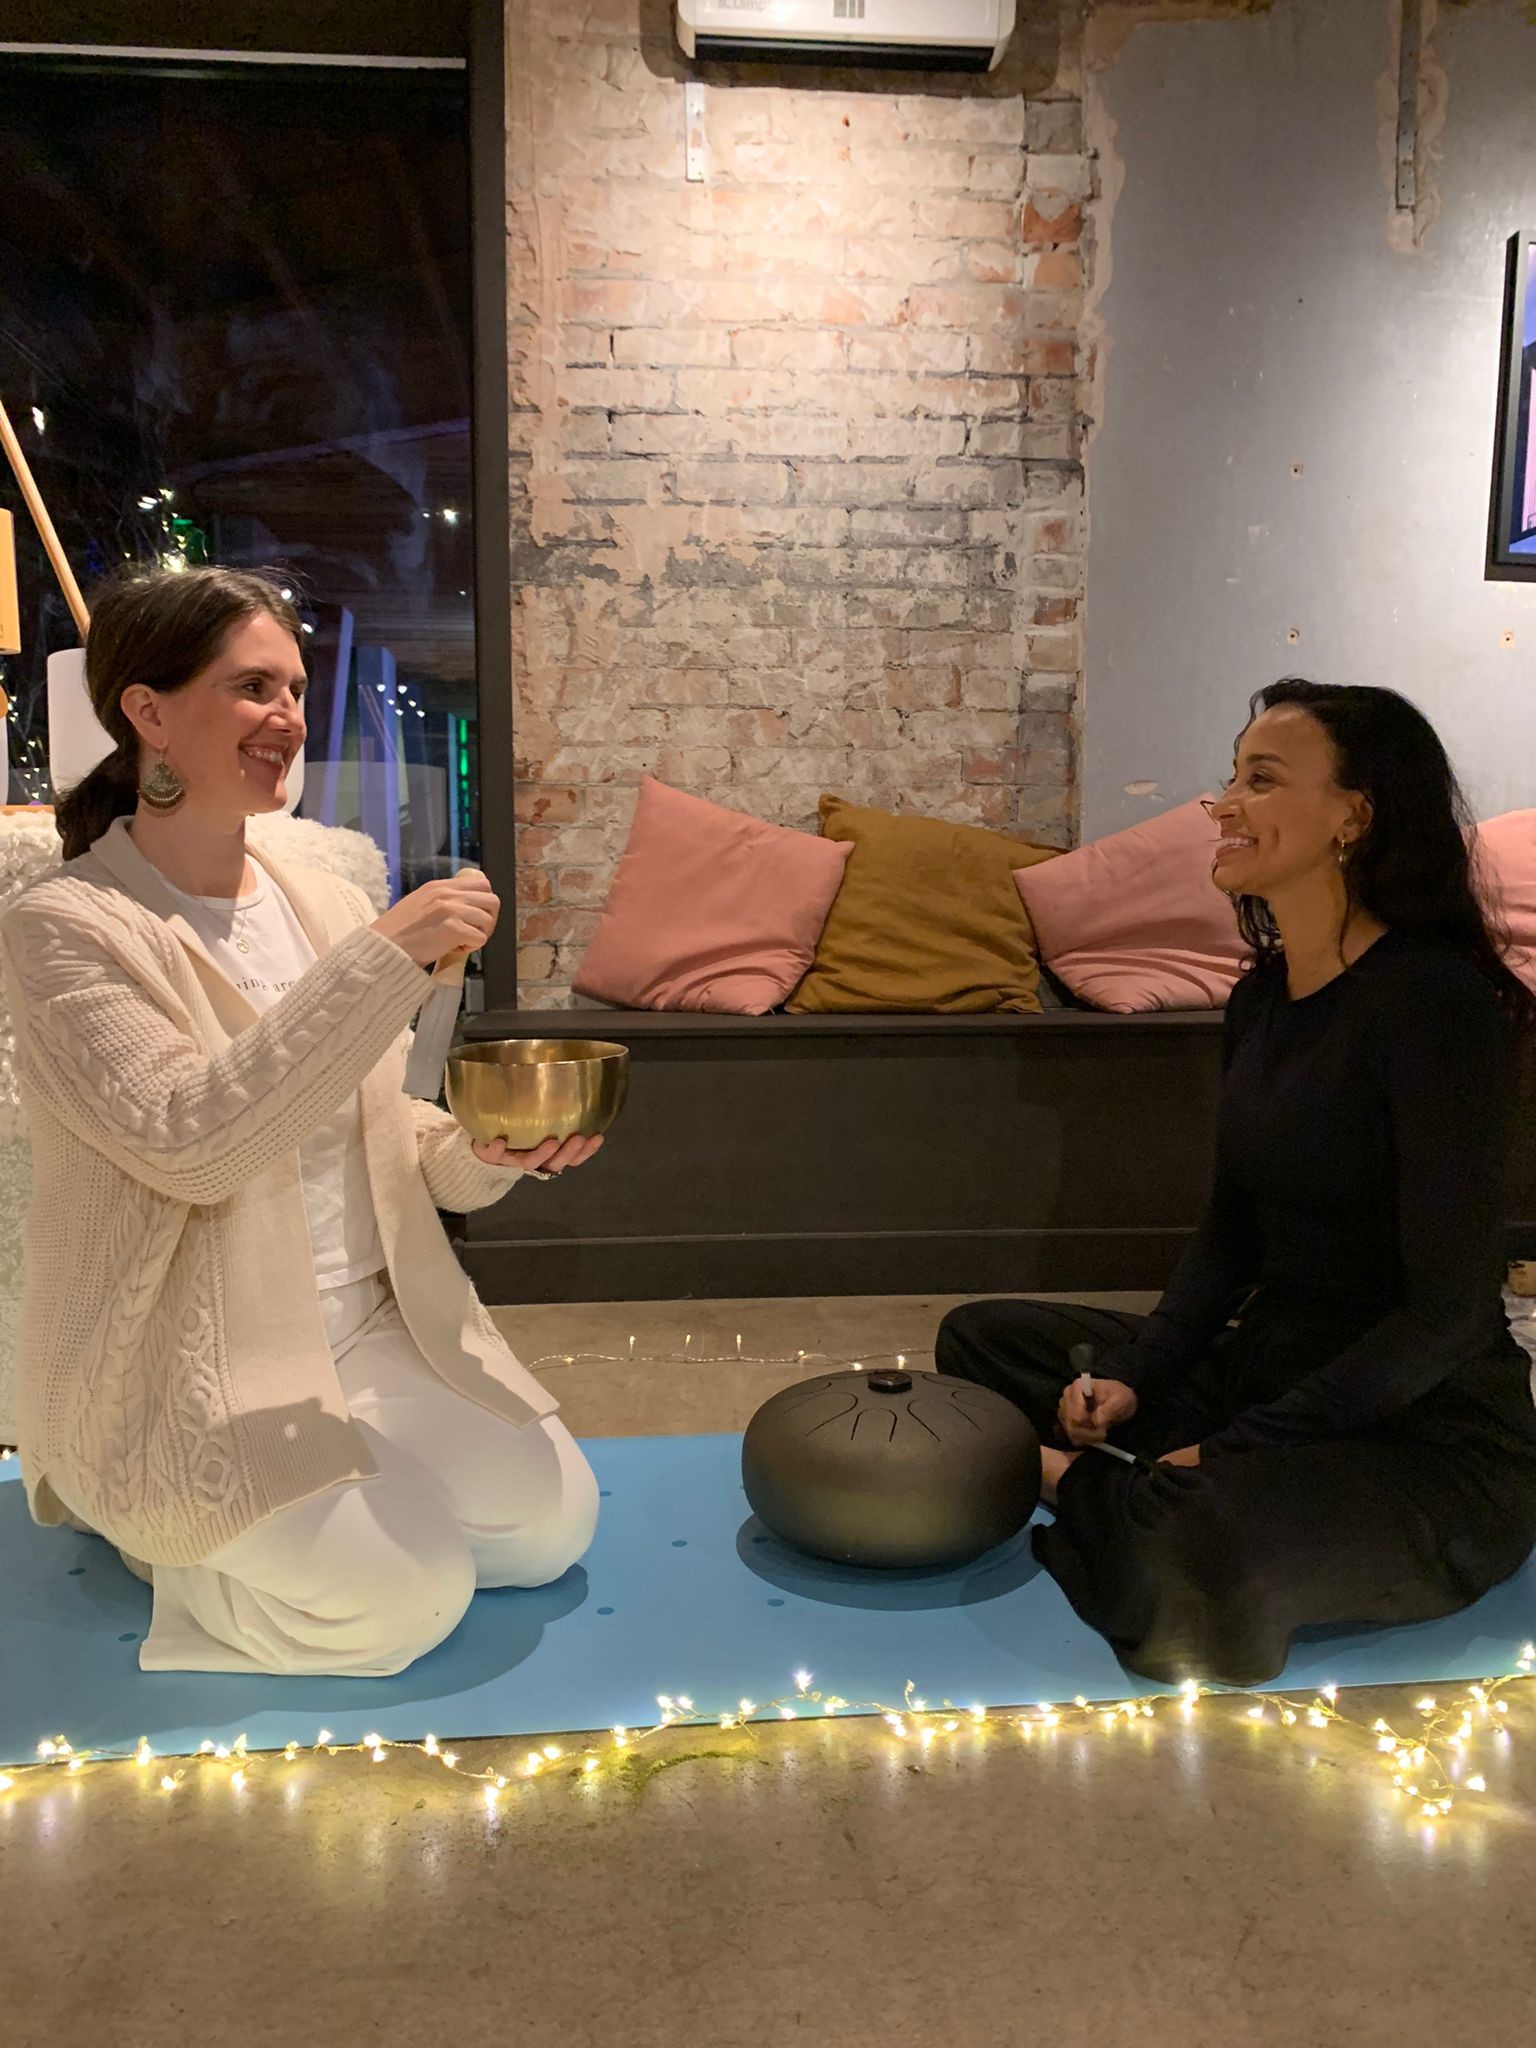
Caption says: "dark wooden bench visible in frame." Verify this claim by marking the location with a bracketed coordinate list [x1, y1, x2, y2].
[451, 1008, 1232, 1303]
[452, 1007, 1536, 1305]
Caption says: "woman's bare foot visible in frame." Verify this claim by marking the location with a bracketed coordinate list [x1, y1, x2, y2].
[1040, 1445, 1079, 1507]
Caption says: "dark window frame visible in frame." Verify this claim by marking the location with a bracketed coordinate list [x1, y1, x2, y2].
[467, 1, 517, 1007]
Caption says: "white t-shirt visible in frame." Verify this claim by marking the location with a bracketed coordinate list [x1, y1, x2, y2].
[161, 867, 387, 1292]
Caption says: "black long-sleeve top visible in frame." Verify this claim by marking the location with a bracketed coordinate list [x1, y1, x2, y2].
[1105, 927, 1535, 1456]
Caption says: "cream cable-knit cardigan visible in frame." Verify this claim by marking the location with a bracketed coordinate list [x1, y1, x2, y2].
[0, 817, 556, 1566]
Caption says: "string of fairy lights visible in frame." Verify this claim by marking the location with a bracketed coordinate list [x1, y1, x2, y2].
[3, 1655, 1533, 1826]
[5, 1327, 1536, 1826]
[521, 1334, 926, 1375]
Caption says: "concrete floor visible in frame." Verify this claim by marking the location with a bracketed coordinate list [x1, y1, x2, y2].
[5, 1293, 1536, 2048]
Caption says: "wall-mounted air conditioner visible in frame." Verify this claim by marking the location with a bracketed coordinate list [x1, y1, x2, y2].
[676, 0, 1017, 74]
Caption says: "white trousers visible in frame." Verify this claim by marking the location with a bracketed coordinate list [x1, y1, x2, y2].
[138, 1273, 599, 1678]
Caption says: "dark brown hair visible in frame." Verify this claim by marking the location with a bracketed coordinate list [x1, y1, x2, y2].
[1234, 677, 1533, 1027]
[55, 567, 302, 860]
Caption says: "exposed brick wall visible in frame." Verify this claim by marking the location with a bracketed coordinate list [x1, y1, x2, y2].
[507, 0, 1091, 1003]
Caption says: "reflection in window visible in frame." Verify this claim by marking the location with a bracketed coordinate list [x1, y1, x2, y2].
[0, 57, 477, 895]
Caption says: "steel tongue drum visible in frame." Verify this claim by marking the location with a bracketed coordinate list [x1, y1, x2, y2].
[741, 1367, 1041, 1571]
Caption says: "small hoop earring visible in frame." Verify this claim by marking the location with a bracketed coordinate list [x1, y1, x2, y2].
[139, 747, 186, 815]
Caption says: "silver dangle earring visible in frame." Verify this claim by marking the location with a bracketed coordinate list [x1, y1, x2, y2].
[1336, 836, 1351, 870]
[139, 747, 186, 815]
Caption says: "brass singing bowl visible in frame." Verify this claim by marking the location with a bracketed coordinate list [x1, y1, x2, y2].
[444, 1038, 630, 1148]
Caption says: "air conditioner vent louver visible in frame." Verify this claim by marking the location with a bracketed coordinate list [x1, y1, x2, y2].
[676, 1, 1016, 73]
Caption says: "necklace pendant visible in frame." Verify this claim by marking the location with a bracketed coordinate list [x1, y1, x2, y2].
[236, 939, 251, 954]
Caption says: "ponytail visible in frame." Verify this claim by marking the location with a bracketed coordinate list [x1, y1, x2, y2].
[55, 749, 140, 862]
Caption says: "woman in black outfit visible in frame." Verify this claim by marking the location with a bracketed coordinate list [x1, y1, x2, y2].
[937, 680, 1536, 1686]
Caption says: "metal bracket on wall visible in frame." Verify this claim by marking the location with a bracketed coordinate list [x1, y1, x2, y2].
[685, 79, 708, 182]
[1395, 0, 1422, 212]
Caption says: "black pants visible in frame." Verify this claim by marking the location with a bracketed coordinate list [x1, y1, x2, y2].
[935, 1297, 1536, 1687]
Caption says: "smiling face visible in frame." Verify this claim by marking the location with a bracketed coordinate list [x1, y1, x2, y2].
[1208, 704, 1371, 901]
[120, 610, 307, 822]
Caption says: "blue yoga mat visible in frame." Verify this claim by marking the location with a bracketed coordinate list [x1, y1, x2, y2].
[2, 1436, 1533, 1764]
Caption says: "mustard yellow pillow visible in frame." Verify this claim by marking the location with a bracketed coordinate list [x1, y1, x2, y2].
[786, 795, 1059, 1014]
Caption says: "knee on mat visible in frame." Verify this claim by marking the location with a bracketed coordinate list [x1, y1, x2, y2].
[499, 1455, 601, 1589]
[1142, 1478, 1250, 1603]
[934, 1302, 989, 1378]
[357, 1536, 476, 1666]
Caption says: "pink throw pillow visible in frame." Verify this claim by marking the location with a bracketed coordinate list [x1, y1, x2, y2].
[572, 779, 854, 1013]
[1013, 798, 1244, 1012]
[1475, 810, 1536, 993]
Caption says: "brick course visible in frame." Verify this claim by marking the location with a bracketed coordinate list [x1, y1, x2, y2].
[507, 0, 1091, 1003]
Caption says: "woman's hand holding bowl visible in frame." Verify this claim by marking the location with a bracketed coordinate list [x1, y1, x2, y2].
[373, 877, 612, 1178]
[471, 1133, 605, 1175]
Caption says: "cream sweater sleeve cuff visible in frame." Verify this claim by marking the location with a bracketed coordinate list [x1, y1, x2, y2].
[345, 925, 437, 1007]
[423, 1135, 525, 1213]
[409, 1094, 526, 1211]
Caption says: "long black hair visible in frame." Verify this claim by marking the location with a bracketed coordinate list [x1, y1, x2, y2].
[1234, 678, 1533, 1025]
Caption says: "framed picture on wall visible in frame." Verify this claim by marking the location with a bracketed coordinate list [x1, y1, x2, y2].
[1488, 230, 1536, 580]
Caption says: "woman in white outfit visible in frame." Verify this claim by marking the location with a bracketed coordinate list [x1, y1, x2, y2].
[0, 567, 601, 1676]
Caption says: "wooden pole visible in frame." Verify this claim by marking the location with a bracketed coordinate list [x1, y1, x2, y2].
[0, 508, 15, 724]
[0, 396, 90, 638]
[0, 510, 18, 656]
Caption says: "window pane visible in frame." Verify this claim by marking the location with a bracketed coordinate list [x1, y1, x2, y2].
[0, 60, 477, 895]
